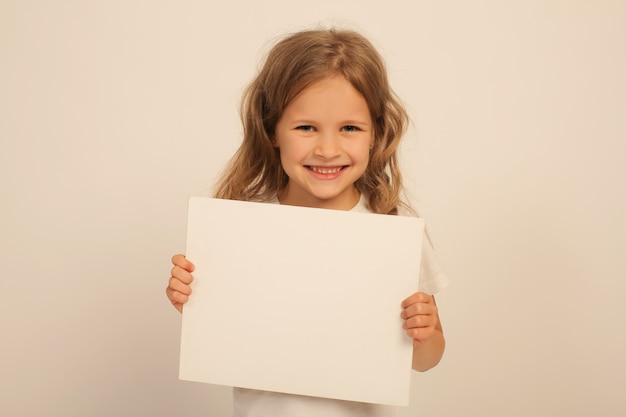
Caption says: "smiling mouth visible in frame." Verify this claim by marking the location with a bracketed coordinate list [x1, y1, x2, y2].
[307, 166, 346, 174]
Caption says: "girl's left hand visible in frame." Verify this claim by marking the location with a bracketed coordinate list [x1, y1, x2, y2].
[401, 292, 439, 344]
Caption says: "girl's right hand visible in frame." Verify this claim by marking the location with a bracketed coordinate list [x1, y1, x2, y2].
[166, 254, 195, 313]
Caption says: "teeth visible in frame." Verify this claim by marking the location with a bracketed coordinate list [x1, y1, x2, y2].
[310, 166, 342, 174]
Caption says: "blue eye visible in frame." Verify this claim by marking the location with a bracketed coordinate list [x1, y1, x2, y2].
[342, 125, 359, 132]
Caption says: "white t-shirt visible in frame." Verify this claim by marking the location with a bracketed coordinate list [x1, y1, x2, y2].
[232, 194, 449, 417]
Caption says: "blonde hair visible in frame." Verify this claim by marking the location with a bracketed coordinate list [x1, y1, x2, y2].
[214, 28, 410, 214]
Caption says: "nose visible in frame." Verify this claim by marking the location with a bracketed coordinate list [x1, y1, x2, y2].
[313, 132, 341, 159]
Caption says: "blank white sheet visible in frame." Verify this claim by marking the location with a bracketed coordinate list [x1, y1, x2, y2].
[179, 197, 424, 406]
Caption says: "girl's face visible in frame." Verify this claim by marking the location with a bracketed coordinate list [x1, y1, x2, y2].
[274, 76, 374, 210]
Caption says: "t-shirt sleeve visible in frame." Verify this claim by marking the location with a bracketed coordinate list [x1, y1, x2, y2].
[417, 235, 450, 295]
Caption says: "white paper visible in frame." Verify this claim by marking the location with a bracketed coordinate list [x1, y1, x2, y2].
[179, 197, 424, 406]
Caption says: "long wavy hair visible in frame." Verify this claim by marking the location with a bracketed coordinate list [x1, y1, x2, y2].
[214, 28, 410, 214]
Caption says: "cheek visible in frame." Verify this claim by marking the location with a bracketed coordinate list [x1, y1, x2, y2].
[278, 140, 305, 161]
[351, 142, 373, 164]
[277, 142, 307, 175]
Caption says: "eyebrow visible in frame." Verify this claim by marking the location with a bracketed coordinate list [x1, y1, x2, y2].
[288, 119, 371, 127]
[341, 120, 371, 126]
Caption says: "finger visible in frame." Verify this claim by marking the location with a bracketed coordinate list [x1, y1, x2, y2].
[172, 254, 195, 272]
[166, 286, 190, 305]
[405, 326, 436, 343]
[401, 301, 436, 319]
[171, 265, 194, 284]
[403, 314, 435, 330]
[401, 292, 433, 308]
[168, 276, 192, 295]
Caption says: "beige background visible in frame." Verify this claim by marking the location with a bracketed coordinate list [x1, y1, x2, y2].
[1, 1, 625, 416]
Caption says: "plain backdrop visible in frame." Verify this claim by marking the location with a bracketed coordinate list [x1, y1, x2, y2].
[1, 1, 625, 416]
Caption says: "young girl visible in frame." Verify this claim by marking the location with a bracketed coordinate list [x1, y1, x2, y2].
[166, 28, 448, 417]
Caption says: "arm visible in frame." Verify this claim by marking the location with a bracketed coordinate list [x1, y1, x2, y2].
[165, 254, 195, 313]
[401, 293, 445, 371]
